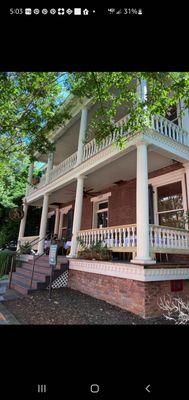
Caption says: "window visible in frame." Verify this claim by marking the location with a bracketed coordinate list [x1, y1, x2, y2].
[93, 201, 108, 228]
[157, 181, 184, 228]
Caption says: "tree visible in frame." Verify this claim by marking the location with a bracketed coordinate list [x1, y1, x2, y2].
[68, 72, 189, 146]
[1, 72, 189, 206]
[0, 72, 71, 202]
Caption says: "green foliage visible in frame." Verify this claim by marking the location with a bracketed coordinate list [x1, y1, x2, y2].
[77, 240, 112, 261]
[0, 209, 20, 246]
[19, 241, 32, 254]
[68, 72, 189, 145]
[0, 250, 15, 277]
[0, 72, 71, 192]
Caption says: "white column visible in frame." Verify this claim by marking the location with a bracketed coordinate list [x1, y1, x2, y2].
[45, 152, 54, 184]
[54, 208, 60, 236]
[26, 163, 34, 195]
[131, 141, 156, 264]
[184, 162, 189, 210]
[76, 107, 88, 165]
[136, 78, 147, 102]
[179, 101, 189, 145]
[69, 175, 86, 257]
[17, 202, 28, 248]
[58, 212, 64, 239]
[38, 194, 49, 254]
[180, 101, 189, 132]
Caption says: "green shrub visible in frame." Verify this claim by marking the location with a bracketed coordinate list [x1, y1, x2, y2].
[19, 241, 32, 254]
[0, 250, 16, 277]
[77, 240, 112, 261]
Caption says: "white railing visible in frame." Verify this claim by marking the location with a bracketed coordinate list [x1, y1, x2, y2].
[49, 151, 77, 183]
[151, 115, 189, 146]
[78, 224, 137, 249]
[78, 224, 189, 253]
[150, 225, 189, 251]
[82, 115, 129, 161]
[27, 113, 189, 196]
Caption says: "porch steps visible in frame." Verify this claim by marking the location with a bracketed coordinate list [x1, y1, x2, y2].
[10, 256, 69, 295]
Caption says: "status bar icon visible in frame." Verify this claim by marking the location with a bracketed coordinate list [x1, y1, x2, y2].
[108, 8, 115, 14]
[50, 9, 56, 15]
[58, 8, 64, 15]
[25, 8, 32, 15]
[66, 8, 73, 15]
[74, 8, 81, 15]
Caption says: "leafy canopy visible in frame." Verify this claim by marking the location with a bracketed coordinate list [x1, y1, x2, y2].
[1, 71, 189, 208]
[68, 72, 189, 146]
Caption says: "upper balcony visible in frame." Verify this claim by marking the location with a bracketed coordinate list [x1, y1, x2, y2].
[26, 114, 189, 201]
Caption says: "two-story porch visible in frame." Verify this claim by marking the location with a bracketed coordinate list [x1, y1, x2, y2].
[19, 110, 189, 261]
[15, 99, 189, 317]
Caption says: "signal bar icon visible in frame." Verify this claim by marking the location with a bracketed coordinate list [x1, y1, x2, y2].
[37, 384, 47, 393]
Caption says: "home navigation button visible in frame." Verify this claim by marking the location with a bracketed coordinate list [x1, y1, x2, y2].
[90, 384, 100, 393]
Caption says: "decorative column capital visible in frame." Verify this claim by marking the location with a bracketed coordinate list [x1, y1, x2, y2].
[135, 138, 150, 147]
[76, 174, 87, 180]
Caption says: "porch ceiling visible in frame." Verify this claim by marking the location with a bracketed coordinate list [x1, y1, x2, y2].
[39, 118, 80, 165]
[31, 148, 177, 207]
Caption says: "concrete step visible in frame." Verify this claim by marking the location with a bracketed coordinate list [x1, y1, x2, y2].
[10, 279, 35, 295]
[15, 267, 48, 280]
[10, 256, 69, 295]
[26, 260, 66, 270]
[11, 274, 46, 290]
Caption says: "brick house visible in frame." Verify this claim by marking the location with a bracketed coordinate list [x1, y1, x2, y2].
[13, 85, 189, 318]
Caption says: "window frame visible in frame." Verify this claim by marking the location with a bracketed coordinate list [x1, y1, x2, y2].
[148, 169, 187, 228]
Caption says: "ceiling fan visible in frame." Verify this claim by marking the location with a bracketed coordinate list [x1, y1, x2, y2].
[67, 187, 102, 198]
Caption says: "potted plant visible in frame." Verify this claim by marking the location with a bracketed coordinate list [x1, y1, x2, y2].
[31, 169, 42, 185]
[19, 241, 32, 254]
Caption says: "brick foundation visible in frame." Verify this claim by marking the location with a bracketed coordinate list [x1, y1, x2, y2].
[68, 269, 189, 318]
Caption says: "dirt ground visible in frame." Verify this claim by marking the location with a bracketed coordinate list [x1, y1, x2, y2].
[4, 287, 172, 325]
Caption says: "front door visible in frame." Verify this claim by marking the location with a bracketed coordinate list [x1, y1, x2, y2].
[47, 214, 55, 236]
[66, 209, 74, 241]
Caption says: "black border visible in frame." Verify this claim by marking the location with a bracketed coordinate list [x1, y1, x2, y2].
[1, 3, 189, 396]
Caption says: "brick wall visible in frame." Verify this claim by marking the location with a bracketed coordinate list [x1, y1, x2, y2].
[81, 197, 93, 230]
[78, 163, 184, 229]
[109, 180, 136, 226]
[68, 269, 189, 318]
[68, 269, 146, 316]
[148, 161, 183, 179]
[145, 280, 189, 318]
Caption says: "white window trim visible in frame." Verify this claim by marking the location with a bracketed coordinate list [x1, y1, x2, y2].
[148, 169, 187, 225]
[92, 198, 109, 229]
[48, 211, 55, 218]
[90, 192, 111, 203]
[59, 204, 72, 215]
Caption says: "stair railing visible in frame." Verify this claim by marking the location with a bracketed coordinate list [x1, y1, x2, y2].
[9, 232, 52, 289]
[29, 233, 53, 290]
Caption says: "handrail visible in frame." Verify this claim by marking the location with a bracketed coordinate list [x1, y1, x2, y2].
[29, 251, 47, 290]
[9, 232, 52, 289]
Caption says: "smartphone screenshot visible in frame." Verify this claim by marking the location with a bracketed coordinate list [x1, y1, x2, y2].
[0, 4, 188, 398]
